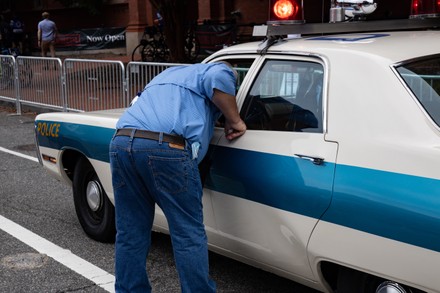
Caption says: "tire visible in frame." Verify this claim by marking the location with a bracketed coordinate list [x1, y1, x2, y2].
[72, 156, 116, 243]
[131, 43, 145, 62]
[18, 65, 32, 87]
[337, 267, 414, 293]
[337, 267, 374, 293]
[0, 61, 14, 90]
[0, 69, 9, 90]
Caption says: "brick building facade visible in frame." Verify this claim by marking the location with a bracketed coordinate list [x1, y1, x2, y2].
[3, 0, 412, 55]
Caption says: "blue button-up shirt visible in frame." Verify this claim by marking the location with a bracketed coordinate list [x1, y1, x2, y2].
[116, 62, 236, 162]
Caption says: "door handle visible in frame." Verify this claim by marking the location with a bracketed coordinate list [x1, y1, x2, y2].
[294, 154, 324, 165]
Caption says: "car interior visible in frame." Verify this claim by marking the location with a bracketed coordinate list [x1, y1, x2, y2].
[242, 59, 324, 133]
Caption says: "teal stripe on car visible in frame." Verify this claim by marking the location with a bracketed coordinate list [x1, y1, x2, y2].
[36, 121, 440, 253]
[325, 164, 440, 252]
[205, 145, 335, 220]
[36, 121, 115, 163]
[206, 145, 440, 253]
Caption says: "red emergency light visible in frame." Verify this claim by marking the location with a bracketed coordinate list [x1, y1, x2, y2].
[410, 0, 440, 18]
[268, 0, 304, 24]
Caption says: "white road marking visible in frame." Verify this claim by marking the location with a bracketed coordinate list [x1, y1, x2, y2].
[0, 146, 115, 292]
[0, 146, 39, 163]
[0, 216, 116, 292]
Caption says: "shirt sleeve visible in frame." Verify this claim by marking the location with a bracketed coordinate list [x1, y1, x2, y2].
[202, 63, 236, 99]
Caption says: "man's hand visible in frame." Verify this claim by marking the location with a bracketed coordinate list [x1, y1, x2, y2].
[211, 89, 247, 140]
[224, 118, 246, 140]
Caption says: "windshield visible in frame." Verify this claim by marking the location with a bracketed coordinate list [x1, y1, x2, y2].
[396, 56, 440, 126]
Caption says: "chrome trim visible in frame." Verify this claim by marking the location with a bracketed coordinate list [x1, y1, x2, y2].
[294, 154, 325, 165]
[375, 281, 409, 293]
[391, 54, 440, 132]
[34, 123, 43, 166]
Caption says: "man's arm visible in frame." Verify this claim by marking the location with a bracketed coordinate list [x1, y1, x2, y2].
[211, 89, 246, 140]
[53, 23, 58, 39]
[37, 28, 42, 47]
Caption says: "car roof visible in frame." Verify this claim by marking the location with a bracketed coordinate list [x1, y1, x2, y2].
[211, 31, 440, 64]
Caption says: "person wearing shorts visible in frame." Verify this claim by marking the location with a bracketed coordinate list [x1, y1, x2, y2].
[37, 12, 57, 57]
[10, 14, 24, 53]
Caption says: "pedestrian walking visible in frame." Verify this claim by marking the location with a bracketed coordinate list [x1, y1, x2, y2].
[109, 62, 246, 293]
[37, 11, 57, 57]
[10, 13, 24, 53]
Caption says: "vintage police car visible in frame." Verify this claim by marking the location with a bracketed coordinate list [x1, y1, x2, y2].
[34, 22, 440, 293]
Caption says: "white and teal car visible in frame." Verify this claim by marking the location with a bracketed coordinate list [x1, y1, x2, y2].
[35, 27, 440, 293]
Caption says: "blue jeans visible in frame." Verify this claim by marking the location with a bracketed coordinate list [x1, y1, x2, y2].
[109, 134, 216, 293]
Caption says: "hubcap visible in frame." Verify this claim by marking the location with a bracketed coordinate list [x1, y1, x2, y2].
[376, 281, 408, 293]
[86, 180, 102, 212]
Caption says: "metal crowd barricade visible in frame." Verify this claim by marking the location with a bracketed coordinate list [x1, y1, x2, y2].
[16, 56, 64, 112]
[64, 59, 126, 112]
[0, 55, 18, 109]
[126, 61, 187, 101]
[2, 57, 187, 114]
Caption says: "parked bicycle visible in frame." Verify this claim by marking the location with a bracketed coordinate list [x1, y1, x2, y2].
[132, 24, 199, 63]
[0, 47, 32, 90]
[131, 26, 169, 62]
[184, 21, 199, 62]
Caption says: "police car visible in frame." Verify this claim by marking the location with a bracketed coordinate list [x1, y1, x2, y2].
[34, 2, 440, 293]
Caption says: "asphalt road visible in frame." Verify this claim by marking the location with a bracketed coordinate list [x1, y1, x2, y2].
[0, 103, 320, 293]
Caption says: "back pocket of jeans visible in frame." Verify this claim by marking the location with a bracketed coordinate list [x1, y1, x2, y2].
[149, 155, 188, 194]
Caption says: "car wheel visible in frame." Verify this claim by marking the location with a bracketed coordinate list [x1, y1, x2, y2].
[337, 267, 414, 293]
[72, 156, 116, 243]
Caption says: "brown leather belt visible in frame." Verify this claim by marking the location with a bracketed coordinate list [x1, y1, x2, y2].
[115, 128, 185, 146]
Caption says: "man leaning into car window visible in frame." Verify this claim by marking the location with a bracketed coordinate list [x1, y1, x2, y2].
[109, 62, 246, 293]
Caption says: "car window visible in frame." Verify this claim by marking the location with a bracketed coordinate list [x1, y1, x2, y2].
[215, 58, 253, 92]
[212, 58, 254, 128]
[396, 56, 440, 126]
[241, 59, 323, 132]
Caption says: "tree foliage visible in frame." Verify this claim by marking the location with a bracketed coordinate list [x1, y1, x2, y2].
[55, 0, 104, 15]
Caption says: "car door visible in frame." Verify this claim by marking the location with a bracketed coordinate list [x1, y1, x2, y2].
[204, 56, 338, 281]
[200, 55, 258, 245]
